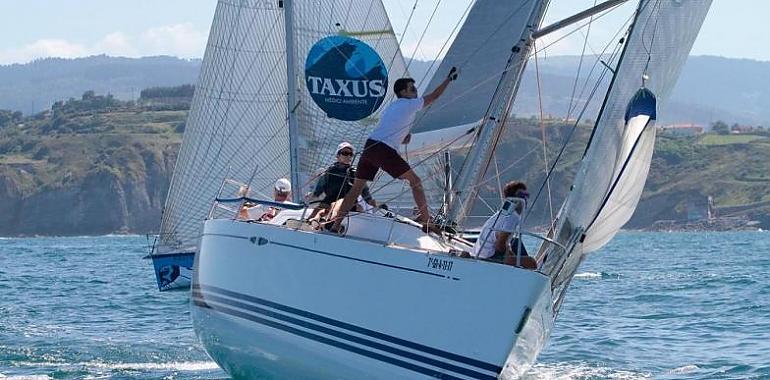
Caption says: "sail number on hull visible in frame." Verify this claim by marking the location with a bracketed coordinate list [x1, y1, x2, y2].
[427, 257, 454, 272]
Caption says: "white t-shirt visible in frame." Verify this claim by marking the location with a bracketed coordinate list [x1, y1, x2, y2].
[368, 97, 425, 149]
[472, 211, 521, 259]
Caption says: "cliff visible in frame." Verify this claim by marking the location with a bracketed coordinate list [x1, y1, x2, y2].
[0, 105, 182, 236]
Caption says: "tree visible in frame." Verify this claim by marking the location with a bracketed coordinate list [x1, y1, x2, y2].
[712, 120, 729, 135]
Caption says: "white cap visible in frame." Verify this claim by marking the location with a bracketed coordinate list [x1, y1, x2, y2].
[274, 178, 291, 193]
[336, 142, 354, 154]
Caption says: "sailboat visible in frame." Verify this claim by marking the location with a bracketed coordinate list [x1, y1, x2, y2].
[181, 0, 711, 378]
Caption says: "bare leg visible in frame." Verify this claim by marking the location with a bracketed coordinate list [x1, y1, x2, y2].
[330, 178, 367, 230]
[398, 170, 431, 225]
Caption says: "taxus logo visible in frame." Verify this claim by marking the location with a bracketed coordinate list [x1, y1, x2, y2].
[305, 36, 388, 121]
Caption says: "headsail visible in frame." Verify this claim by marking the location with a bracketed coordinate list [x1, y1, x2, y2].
[158, 1, 290, 254]
[157, 0, 408, 253]
[540, 0, 712, 306]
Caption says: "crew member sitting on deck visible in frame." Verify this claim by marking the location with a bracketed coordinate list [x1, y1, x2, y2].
[330, 67, 459, 233]
[238, 178, 292, 222]
[472, 181, 538, 269]
[307, 142, 376, 220]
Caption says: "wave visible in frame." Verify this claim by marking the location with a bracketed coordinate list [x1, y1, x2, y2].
[665, 364, 700, 374]
[9, 361, 219, 372]
[524, 362, 651, 379]
[0, 376, 53, 380]
[574, 271, 621, 280]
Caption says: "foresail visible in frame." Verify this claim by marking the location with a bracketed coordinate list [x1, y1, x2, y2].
[291, 0, 409, 195]
[541, 0, 712, 302]
[412, 0, 547, 134]
[158, 1, 290, 253]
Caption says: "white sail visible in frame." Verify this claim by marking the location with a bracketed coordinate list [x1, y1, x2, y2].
[412, 0, 548, 133]
[291, 0, 409, 194]
[582, 90, 657, 252]
[158, 1, 291, 254]
[376, 0, 551, 214]
[542, 0, 712, 299]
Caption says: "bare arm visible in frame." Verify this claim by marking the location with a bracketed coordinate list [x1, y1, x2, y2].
[494, 231, 511, 254]
[423, 77, 451, 107]
[423, 67, 458, 106]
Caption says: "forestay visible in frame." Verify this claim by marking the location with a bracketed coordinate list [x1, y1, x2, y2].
[541, 0, 712, 303]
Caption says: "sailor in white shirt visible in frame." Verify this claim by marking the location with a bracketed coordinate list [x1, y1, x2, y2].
[331, 67, 458, 233]
[239, 178, 292, 221]
[472, 181, 538, 269]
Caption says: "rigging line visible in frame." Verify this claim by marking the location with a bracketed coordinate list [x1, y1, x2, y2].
[367, 127, 477, 197]
[639, 0, 662, 84]
[565, 0, 598, 121]
[391, 0, 418, 65]
[405, 0, 442, 72]
[372, 143, 540, 222]
[493, 153, 504, 203]
[533, 42, 555, 229]
[415, 0, 475, 88]
[520, 53, 617, 227]
[454, 0, 535, 69]
[568, 11, 635, 121]
[529, 3, 620, 58]
[580, 0, 648, 157]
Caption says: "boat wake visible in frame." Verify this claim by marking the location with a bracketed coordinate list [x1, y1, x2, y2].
[523, 362, 651, 379]
[574, 271, 621, 280]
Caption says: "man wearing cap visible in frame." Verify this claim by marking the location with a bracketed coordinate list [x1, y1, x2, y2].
[472, 181, 537, 269]
[309, 142, 376, 218]
[331, 67, 458, 233]
[239, 178, 292, 221]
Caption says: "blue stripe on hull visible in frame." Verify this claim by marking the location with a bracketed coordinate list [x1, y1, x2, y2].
[193, 284, 502, 379]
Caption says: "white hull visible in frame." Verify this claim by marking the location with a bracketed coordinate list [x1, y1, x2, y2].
[192, 217, 553, 379]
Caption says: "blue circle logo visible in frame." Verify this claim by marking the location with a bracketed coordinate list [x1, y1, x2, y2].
[305, 36, 388, 121]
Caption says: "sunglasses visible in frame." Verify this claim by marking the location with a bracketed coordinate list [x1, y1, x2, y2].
[338, 151, 354, 157]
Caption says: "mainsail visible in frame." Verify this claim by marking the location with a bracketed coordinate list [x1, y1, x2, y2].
[374, 0, 551, 213]
[157, 0, 408, 254]
[540, 0, 712, 308]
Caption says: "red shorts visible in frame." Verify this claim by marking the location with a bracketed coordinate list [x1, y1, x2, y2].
[356, 139, 411, 181]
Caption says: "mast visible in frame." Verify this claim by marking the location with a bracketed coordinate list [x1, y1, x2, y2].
[447, 0, 633, 225]
[283, 0, 301, 203]
[447, 5, 549, 224]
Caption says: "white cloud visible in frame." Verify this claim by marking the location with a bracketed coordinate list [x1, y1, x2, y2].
[0, 39, 88, 64]
[0, 23, 208, 64]
[140, 23, 207, 58]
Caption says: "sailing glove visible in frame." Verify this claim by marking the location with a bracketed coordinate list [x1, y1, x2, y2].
[448, 67, 458, 81]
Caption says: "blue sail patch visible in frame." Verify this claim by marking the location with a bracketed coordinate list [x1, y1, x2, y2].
[305, 36, 388, 121]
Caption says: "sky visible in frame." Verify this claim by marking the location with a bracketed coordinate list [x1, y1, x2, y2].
[0, 1, 764, 65]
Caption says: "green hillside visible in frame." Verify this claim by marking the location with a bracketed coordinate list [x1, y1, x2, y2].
[1, 91, 768, 236]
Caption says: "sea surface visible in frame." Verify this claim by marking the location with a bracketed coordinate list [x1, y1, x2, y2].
[1, 232, 768, 380]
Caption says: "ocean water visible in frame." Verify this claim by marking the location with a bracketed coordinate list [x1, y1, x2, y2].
[1, 232, 768, 380]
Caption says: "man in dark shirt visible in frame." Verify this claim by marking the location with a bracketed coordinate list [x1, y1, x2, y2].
[309, 142, 376, 219]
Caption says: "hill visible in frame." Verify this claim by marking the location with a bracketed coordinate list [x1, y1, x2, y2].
[3, 54, 770, 127]
[0, 55, 200, 114]
[1, 91, 768, 236]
